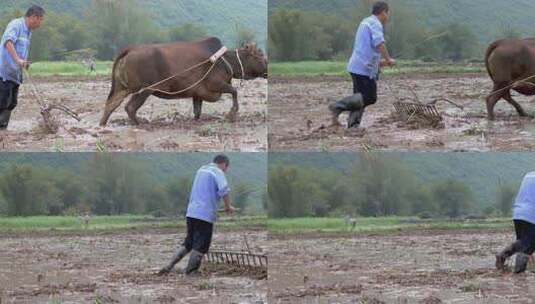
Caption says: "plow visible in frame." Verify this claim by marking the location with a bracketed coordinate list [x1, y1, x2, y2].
[24, 70, 81, 134]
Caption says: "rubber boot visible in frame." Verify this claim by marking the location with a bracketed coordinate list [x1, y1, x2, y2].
[514, 253, 530, 274]
[158, 246, 189, 275]
[0, 110, 12, 130]
[348, 108, 365, 129]
[183, 250, 204, 275]
[496, 240, 521, 270]
[328, 94, 364, 125]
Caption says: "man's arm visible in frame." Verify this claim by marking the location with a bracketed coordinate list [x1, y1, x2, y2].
[222, 194, 236, 215]
[378, 43, 395, 67]
[369, 21, 396, 67]
[5, 40, 28, 69]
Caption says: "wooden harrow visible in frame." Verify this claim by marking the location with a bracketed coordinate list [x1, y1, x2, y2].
[205, 250, 268, 270]
[393, 101, 443, 122]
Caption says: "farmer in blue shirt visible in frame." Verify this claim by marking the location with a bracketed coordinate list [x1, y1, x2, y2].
[329, 1, 396, 128]
[496, 172, 535, 273]
[0, 5, 45, 130]
[159, 155, 236, 275]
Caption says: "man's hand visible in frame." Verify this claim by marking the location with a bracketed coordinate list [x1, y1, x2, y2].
[225, 205, 237, 215]
[381, 58, 396, 68]
[16, 58, 30, 70]
[5, 41, 30, 70]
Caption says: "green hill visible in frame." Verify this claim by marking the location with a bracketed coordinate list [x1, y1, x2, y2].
[270, 152, 534, 209]
[269, 0, 535, 47]
[0, 152, 267, 196]
[0, 0, 267, 49]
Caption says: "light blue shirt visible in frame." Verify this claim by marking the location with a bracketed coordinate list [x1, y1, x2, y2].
[347, 15, 385, 79]
[0, 18, 32, 84]
[513, 172, 535, 225]
[186, 163, 231, 224]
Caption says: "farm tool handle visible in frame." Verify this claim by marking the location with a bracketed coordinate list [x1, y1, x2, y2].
[23, 69, 81, 122]
[133, 46, 232, 96]
[218, 208, 241, 213]
[22, 69, 46, 109]
[391, 31, 450, 59]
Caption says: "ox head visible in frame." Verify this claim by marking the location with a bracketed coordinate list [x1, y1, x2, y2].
[237, 43, 268, 79]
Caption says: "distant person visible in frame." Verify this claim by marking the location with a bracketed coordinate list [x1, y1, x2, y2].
[87, 59, 96, 74]
[496, 172, 535, 273]
[158, 154, 236, 275]
[0, 5, 45, 130]
[329, 1, 396, 129]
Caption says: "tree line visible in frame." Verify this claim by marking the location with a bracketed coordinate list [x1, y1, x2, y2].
[0, 154, 260, 217]
[268, 154, 517, 219]
[0, 0, 257, 62]
[269, 1, 522, 62]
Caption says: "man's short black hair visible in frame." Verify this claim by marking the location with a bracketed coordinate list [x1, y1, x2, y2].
[213, 154, 230, 166]
[26, 5, 45, 18]
[372, 1, 389, 15]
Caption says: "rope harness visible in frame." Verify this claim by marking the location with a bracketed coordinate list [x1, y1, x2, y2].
[132, 46, 245, 97]
[487, 74, 535, 97]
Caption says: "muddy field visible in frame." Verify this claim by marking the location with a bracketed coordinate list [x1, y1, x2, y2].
[269, 74, 535, 152]
[269, 230, 535, 303]
[0, 77, 266, 152]
[0, 229, 267, 303]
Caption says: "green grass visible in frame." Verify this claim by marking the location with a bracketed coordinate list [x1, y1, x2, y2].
[268, 217, 513, 235]
[269, 60, 486, 77]
[28, 61, 113, 77]
[0, 215, 266, 233]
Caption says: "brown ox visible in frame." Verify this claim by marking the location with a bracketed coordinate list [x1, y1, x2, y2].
[485, 38, 535, 120]
[99, 37, 267, 126]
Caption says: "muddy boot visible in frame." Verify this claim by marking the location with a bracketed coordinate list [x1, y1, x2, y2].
[158, 246, 189, 276]
[328, 94, 364, 126]
[348, 108, 365, 129]
[514, 253, 530, 274]
[496, 240, 521, 270]
[0, 110, 12, 130]
[183, 250, 204, 275]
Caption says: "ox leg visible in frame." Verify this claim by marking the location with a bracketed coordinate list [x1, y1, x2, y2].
[100, 90, 130, 126]
[486, 83, 507, 121]
[219, 84, 238, 122]
[193, 97, 203, 120]
[125, 92, 151, 125]
[503, 91, 531, 118]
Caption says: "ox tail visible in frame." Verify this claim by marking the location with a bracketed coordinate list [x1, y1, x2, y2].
[107, 48, 130, 100]
[485, 40, 501, 81]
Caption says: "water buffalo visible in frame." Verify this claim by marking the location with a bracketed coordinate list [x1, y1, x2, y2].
[99, 37, 267, 126]
[485, 38, 535, 120]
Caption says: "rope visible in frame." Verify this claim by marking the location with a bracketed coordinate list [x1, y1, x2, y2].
[132, 47, 245, 96]
[487, 74, 535, 97]
[143, 58, 220, 96]
[132, 58, 212, 96]
[235, 49, 245, 87]
[221, 56, 234, 77]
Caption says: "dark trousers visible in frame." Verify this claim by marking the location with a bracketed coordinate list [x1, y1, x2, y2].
[183, 217, 213, 254]
[350, 73, 377, 107]
[514, 219, 535, 255]
[0, 79, 19, 129]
